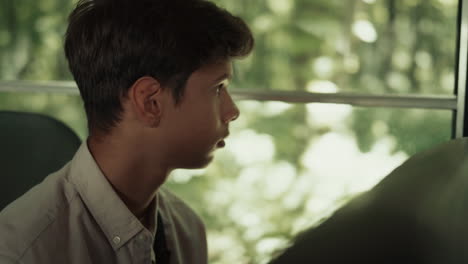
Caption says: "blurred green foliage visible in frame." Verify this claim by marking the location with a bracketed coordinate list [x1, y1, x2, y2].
[0, 0, 457, 263]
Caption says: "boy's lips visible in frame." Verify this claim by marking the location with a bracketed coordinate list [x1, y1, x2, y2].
[216, 132, 229, 148]
[216, 140, 226, 148]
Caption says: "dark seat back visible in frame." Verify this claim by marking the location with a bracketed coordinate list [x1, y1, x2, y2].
[269, 138, 468, 264]
[0, 111, 81, 210]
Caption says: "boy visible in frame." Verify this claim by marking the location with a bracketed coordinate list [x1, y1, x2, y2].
[0, 0, 254, 263]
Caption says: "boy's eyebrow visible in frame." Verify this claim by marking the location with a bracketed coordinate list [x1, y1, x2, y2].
[213, 73, 233, 83]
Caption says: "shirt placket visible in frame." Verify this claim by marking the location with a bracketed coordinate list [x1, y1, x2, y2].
[132, 230, 154, 264]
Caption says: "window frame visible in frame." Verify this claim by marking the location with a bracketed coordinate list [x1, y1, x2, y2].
[455, 0, 468, 138]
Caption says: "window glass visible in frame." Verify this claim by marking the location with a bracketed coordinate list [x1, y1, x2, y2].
[1, 0, 458, 95]
[217, 0, 458, 95]
[0, 0, 75, 81]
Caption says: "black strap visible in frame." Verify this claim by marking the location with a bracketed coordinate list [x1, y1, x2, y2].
[153, 213, 171, 264]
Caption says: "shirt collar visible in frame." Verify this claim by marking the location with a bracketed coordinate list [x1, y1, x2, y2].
[69, 142, 159, 251]
[144, 194, 159, 237]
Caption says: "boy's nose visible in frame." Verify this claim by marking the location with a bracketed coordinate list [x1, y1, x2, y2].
[223, 95, 240, 124]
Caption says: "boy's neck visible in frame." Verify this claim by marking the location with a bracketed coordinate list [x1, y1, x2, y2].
[86, 135, 169, 220]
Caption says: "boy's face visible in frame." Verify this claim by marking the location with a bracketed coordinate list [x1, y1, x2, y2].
[160, 59, 240, 169]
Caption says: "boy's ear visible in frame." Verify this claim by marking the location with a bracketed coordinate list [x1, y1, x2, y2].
[128, 76, 164, 127]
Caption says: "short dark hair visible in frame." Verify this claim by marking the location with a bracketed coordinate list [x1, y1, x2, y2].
[64, 0, 254, 134]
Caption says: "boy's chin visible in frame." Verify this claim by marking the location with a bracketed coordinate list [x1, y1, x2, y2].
[179, 154, 215, 170]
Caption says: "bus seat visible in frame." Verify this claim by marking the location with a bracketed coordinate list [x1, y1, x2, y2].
[0, 111, 81, 211]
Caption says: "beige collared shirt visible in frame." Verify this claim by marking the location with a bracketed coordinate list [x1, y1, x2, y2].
[0, 143, 208, 264]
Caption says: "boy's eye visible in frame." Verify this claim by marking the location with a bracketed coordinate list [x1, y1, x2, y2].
[216, 84, 225, 95]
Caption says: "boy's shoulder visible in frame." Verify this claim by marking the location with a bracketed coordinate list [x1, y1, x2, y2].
[0, 163, 77, 261]
[158, 187, 208, 262]
[159, 187, 204, 227]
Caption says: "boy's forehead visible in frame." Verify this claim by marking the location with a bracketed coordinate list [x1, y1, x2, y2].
[195, 59, 233, 79]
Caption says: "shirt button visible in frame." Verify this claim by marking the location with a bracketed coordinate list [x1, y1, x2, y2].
[113, 236, 121, 244]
